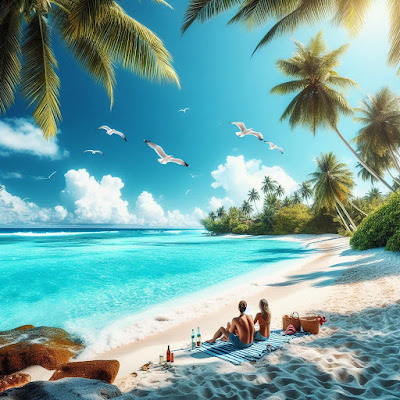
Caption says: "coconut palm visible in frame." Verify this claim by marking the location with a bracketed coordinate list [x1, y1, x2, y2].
[365, 188, 383, 203]
[290, 191, 302, 205]
[248, 188, 260, 214]
[0, 0, 179, 138]
[275, 184, 285, 197]
[298, 181, 313, 205]
[264, 193, 281, 210]
[354, 88, 400, 176]
[208, 211, 216, 221]
[182, 1, 400, 73]
[309, 152, 356, 233]
[261, 176, 278, 195]
[241, 200, 253, 217]
[282, 196, 292, 207]
[272, 33, 394, 192]
[216, 206, 227, 219]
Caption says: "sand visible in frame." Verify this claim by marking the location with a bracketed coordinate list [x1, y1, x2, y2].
[25, 234, 400, 399]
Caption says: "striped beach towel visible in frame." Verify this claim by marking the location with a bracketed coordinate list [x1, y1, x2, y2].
[195, 330, 308, 365]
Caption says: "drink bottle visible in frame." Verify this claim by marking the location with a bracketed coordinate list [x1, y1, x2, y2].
[191, 329, 196, 350]
[166, 345, 171, 362]
[196, 327, 201, 347]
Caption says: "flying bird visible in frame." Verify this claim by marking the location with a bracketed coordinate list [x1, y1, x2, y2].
[231, 122, 264, 141]
[98, 125, 127, 142]
[144, 140, 189, 167]
[178, 108, 190, 113]
[22, 197, 29, 201]
[46, 171, 57, 180]
[190, 173, 198, 179]
[265, 141, 284, 154]
[84, 150, 104, 156]
[186, 189, 191, 196]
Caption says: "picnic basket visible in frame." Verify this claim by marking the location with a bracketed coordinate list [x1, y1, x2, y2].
[282, 312, 301, 331]
[299, 316, 321, 334]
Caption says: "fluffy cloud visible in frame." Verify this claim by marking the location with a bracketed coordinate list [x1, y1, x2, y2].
[209, 155, 298, 210]
[1, 171, 23, 179]
[0, 118, 69, 159]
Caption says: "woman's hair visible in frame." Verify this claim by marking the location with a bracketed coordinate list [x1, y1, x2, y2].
[259, 299, 271, 323]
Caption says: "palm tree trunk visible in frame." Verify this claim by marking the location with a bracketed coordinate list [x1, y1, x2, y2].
[388, 147, 400, 174]
[388, 169, 400, 187]
[335, 203, 353, 234]
[334, 126, 395, 193]
[348, 200, 367, 217]
[335, 197, 357, 231]
[253, 201, 259, 214]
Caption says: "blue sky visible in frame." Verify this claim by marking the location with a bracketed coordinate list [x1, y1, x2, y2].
[0, 1, 398, 227]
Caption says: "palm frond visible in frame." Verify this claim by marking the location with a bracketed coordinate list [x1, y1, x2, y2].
[331, 0, 372, 37]
[326, 75, 357, 89]
[96, 3, 179, 87]
[21, 13, 61, 138]
[252, 0, 333, 55]
[54, 5, 115, 107]
[388, 0, 400, 66]
[0, 5, 22, 115]
[270, 79, 307, 94]
[181, 0, 242, 34]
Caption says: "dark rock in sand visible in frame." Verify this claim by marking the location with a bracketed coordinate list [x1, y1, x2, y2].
[0, 378, 127, 400]
[50, 360, 120, 383]
[0, 373, 30, 393]
[0, 326, 83, 374]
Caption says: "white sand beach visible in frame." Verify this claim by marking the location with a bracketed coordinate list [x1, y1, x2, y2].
[24, 234, 400, 399]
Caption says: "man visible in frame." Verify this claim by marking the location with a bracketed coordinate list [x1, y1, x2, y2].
[206, 300, 254, 348]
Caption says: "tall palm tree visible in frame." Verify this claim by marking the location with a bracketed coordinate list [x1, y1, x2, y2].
[271, 33, 394, 192]
[309, 152, 356, 233]
[354, 88, 400, 176]
[241, 200, 253, 217]
[298, 181, 313, 205]
[282, 196, 292, 207]
[0, 0, 179, 138]
[248, 188, 260, 214]
[216, 206, 226, 219]
[290, 191, 302, 205]
[365, 187, 383, 203]
[208, 211, 216, 221]
[261, 175, 278, 195]
[275, 184, 285, 197]
[182, 1, 400, 74]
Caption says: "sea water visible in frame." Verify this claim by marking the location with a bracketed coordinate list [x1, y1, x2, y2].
[0, 229, 312, 353]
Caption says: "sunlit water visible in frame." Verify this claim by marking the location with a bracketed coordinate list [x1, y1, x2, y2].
[0, 229, 312, 352]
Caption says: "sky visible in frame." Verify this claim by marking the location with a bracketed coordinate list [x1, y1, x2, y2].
[0, 0, 398, 227]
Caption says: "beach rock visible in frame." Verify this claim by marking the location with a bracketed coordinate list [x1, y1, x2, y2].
[0, 378, 124, 400]
[14, 326, 34, 332]
[50, 360, 120, 383]
[0, 373, 30, 393]
[0, 326, 83, 374]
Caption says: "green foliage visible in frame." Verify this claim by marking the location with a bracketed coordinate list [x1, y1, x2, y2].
[232, 224, 249, 234]
[273, 204, 312, 235]
[350, 193, 400, 251]
[303, 211, 339, 234]
[386, 229, 400, 252]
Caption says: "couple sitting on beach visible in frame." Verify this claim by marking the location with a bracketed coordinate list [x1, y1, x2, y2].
[206, 299, 271, 349]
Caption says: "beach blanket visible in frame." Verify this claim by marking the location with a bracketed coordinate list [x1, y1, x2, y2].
[195, 330, 308, 365]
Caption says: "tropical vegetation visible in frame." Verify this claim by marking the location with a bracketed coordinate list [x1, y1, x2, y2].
[0, 0, 179, 137]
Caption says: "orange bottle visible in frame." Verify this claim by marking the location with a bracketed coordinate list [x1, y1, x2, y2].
[166, 345, 171, 362]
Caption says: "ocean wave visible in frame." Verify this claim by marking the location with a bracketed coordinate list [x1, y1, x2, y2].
[0, 231, 115, 237]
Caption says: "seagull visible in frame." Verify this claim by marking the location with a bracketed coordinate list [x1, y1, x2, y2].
[186, 189, 191, 196]
[22, 197, 29, 201]
[144, 140, 189, 167]
[98, 125, 127, 142]
[178, 108, 190, 113]
[46, 171, 57, 180]
[265, 141, 284, 154]
[83, 150, 104, 156]
[231, 122, 264, 141]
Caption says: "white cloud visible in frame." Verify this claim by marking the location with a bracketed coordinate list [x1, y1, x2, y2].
[1, 171, 23, 179]
[208, 196, 235, 211]
[209, 155, 298, 209]
[0, 118, 69, 159]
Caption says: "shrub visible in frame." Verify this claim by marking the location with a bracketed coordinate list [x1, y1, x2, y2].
[303, 211, 339, 234]
[386, 229, 400, 252]
[273, 205, 312, 235]
[350, 194, 400, 250]
[232, 224, 250, 234]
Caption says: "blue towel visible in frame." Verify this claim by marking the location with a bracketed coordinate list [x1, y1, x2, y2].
[195, 330, 309, 365]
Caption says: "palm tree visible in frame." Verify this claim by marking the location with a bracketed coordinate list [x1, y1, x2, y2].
[248, 188, 260, 214]
[0, 0, 179, 138]
[261, 176, 278, 195]
[216, 206, 226, 219]
[241, 200, 253, 217]
[354, 88, 400, 176]
[182, 1, 400, 74]
[275, 184, 285, 197]
[290, 191, 302, 205]
[208, 211, 216, 221]
[264, 193, 281, 210]
[365, 188, 383, 203]
[298, 181, 313, 205]
[271, 33, 394, 192]
[309, 152, 356, 233]
[282, 196, 292, 207]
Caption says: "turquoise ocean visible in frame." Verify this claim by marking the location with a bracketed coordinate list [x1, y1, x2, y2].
[0, 229, 312, 353]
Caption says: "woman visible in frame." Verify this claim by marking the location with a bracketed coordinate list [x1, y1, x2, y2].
[253, 299, 271, 341]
